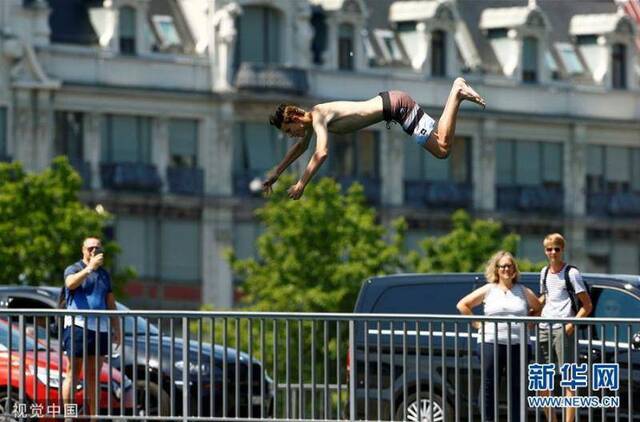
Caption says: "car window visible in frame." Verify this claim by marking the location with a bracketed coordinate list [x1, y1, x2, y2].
[0, 322, 41, 351]
[592, 287, 640, 343]
[116, 303, 159, 335]
[371, 282, 473, 314]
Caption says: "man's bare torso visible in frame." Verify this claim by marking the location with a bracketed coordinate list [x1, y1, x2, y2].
[311, 96, 383, 134]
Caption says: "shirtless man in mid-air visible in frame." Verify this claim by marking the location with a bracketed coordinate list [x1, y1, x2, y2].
[265, 77, 486, 200]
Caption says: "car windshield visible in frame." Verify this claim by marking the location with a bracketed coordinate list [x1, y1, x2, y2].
[117, 303, 160, 336]
[0, 321, 44, 351]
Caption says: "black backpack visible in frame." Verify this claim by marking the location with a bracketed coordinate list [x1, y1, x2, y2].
[542, 264, 591, 314]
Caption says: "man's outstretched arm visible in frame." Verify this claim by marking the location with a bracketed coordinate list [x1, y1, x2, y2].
[262, 133, 311, 195]
[288, 119, 328, 199]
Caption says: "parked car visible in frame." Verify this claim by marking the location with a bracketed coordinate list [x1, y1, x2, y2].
[350, 272, 640, 421]
[0, 318, 134, 421]
[0, 286, 273, 418]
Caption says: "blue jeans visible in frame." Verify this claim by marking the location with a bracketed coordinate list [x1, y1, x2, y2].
[481, 343, 525, 422]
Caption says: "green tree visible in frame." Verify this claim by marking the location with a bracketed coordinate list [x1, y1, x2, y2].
[404, 209, 544, 273]
[227, 175, 407, 313]
[0, 156, 134, 295]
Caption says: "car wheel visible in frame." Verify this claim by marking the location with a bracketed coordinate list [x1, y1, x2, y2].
[134, 381, 170, 419]
[0, 391, 31, 421]
[395, 392, 453, 422]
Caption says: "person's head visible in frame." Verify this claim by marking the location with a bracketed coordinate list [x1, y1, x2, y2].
[82, 236, 103, 261]
[543, 232, 565, 264]
[485, 250, 520, 284]
[269, 104, 309, 138]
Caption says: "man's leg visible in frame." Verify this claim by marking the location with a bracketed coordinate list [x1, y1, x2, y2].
[63, 357, 83, 418]
[85, 355, 105, 422]
[423, 77, 485, 158]
[538, 329, 558, 422]
[557, 329, 577, 422]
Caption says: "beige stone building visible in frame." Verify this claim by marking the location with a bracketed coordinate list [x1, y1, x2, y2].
[1, 0, 638, 309]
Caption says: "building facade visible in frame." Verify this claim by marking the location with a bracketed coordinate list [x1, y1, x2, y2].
[0, 0, 639, 309]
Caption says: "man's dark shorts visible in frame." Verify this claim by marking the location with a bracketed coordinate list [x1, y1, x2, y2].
[63, 326, 109, 357]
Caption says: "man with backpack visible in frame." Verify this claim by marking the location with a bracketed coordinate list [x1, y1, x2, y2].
[537, 233, 592, 422]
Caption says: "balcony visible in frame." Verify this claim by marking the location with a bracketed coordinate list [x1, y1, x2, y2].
[404, 181, 472, 209]
[100, 162, 162, 192]
[234, 63, 309, 96]
[0, 154, 11, 163]
[233, 172, 263, 197]
[167, 166, 204, 196]
[588, 191, 640, 217]
[336, 176, 381, 204]
[497, 185, 564, 213]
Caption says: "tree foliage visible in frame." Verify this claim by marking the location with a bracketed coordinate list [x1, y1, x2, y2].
[0, 157, 133, 295]
[227, 175, 407, 313]
[404, 209, 543, 273]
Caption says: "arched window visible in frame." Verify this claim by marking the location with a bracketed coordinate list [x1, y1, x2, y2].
[431, 30, 446, 77]
[338, 23, 355, 70]
[612, 43, 627, 89]
[522, 36, 538, 83]
[235, 6, 282, 66]
[119, 6, 136, 55]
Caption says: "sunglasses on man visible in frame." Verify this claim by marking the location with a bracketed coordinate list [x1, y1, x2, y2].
[545, 247, 561, 252]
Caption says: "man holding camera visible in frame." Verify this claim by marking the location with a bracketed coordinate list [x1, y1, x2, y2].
[62, 236, 121, 421]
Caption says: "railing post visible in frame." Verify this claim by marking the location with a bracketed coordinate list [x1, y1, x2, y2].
[19, 315, 25, 410]
[182, 318, 189, 422]
[349, 320, 356, 422]
[520, 322, 527, 422]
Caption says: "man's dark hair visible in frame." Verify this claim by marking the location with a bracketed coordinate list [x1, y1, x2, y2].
[269, 104, 287, 129]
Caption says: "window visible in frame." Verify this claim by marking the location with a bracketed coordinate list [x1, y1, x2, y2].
[405, 137, 470, 183]
[592, 287, 640, 343]
[169, 119, 198, 168]
[233, 221, 264, 260]
[54, 112, 83, 163]
[102, 115, 152, 163]
[612, 43, 627, 89]
[372, 282, 471, 314]
[327, 130, 379, 178]
[115, 216, 157, 278]
[338, 23, 354, 70]
[431, 30, 446, 77]
[555, 42, 585, 76]
[496, 140, 561, 187]
[235, 6, 282, 66]
[587, 145, 640, 194]
[160, 220, 200, 281]
[233, 123, 287, 176]
[151, 15, 180, 49]
[119, 6, 136, 55]
[374, 29, 403, 63]
[522, 36, 538, 83]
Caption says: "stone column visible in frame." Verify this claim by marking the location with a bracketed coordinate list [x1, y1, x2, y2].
[152, 117, 169, 193]
[323, 16, 338, 69]
[565, 124, 587, 217]
[34, 90, 54, 171]
[212, 3, 241, 91]
[380, 129, 403, 206]
[475, 119, 497, 211]
[84, 112, 102, 190]
[13, 88, 35, 171]
[201, 207, 233, 308]
[206, 102, 233, 195]
[565, 220, 587, 269]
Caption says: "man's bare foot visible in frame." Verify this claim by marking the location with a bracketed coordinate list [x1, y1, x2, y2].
[453, 77, 486, 109]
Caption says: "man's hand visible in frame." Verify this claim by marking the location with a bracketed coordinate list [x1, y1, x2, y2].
[88, 253, 104, 271]
[262, 172, 279, 196]
[565, 323, 574, 336]
[287, 181, 305, 200]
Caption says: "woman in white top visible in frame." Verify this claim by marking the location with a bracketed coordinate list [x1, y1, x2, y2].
[457, 251, 542, 422]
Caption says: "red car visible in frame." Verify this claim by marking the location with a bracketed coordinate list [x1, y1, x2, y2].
[0, 319, 134, 420]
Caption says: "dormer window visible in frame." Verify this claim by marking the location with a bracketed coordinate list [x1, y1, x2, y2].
[555, 42, 585, 76]
[152, 15, 181, 51]
[612, 43, 627, 89]
[522, 36, 538, 83]
[374, 29, 403, 63]
[119, 6, 136, 55]
[338, 23, 355, 70]
[431, 30, 446, 77]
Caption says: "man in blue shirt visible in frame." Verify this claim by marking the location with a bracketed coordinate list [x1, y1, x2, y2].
[62, 236, 121, 421]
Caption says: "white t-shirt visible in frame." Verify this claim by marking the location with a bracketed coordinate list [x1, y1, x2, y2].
[540, 264, 586, 329]
[479, 283, 529, 344]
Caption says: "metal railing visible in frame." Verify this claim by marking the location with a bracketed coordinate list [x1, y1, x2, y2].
[0, 309, 638, 421]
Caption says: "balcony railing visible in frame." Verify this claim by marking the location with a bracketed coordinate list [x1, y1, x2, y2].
[0, 154, 11, 163]
[404, 180, 472, 209]
[234, 63, 309, 96]
[233, 172, 264, 197]
[588, 191, 640, 217]
[69, 159, 92, 190]
[497, 185, 564, 213]
[167, 166, 204, 195]
[100, 162, 162, 192]
[336, 176, 381, 204]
